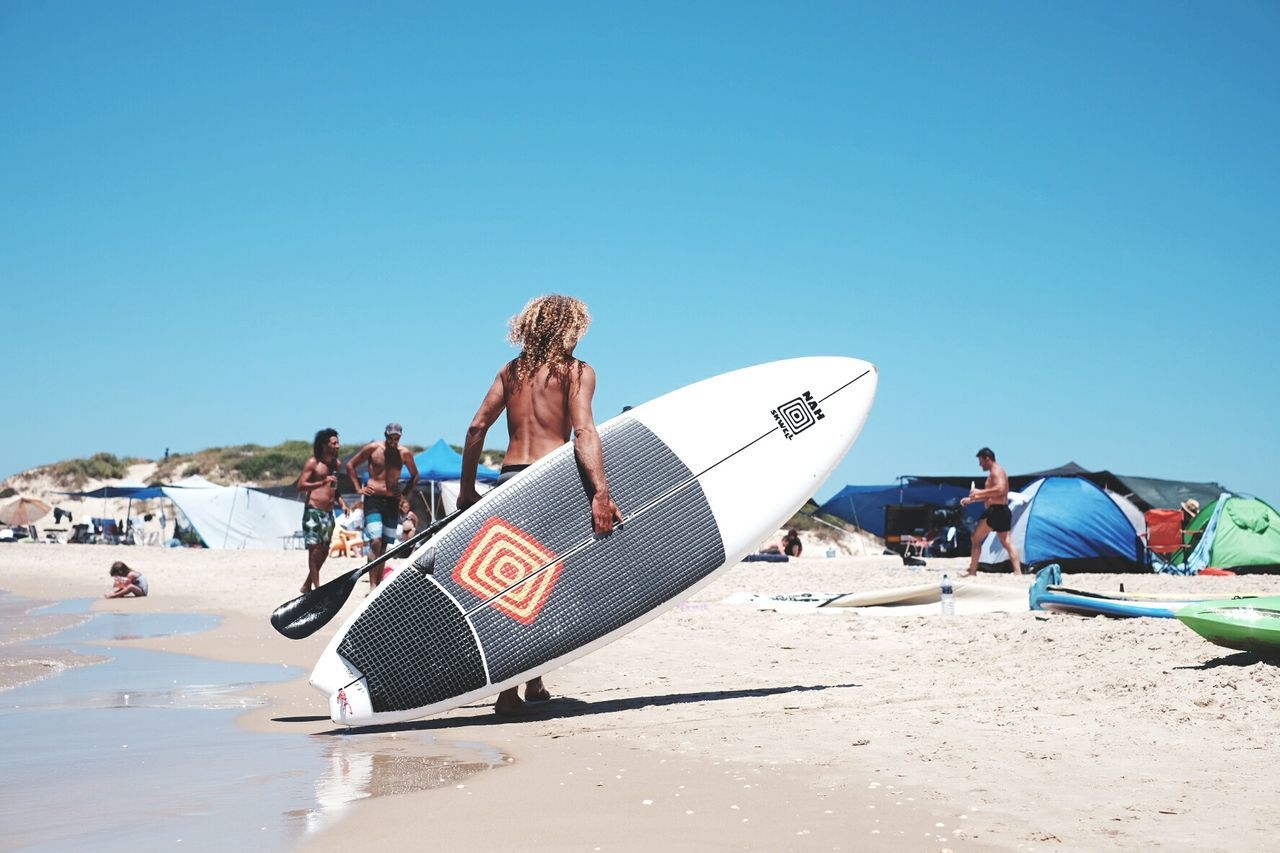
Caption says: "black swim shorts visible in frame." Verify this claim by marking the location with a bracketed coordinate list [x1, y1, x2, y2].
[980, 504, 1013, 533]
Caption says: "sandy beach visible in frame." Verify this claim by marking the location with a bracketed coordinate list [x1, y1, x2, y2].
[2, 542, 1278, 851]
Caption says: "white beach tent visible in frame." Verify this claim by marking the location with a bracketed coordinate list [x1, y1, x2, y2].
[162, 475, 305, 550]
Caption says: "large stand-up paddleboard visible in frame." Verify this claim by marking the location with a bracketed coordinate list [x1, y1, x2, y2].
[311, 357, 877, 726]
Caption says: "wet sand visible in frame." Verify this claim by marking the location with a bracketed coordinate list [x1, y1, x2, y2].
[3, 544, 1279, 850]
[0, 594, 507, 850]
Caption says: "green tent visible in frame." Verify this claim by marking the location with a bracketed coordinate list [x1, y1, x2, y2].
[1183, 495, 1280, 573]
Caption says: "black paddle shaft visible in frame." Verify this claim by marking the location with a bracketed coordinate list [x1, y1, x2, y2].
[269, 507, 463, 640]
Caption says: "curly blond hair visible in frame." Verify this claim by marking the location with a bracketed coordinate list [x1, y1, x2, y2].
[507, 294, 591, 385]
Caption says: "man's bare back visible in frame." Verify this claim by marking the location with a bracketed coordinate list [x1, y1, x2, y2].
[458, 358, 620, 535]
[501, 362, 576, 466]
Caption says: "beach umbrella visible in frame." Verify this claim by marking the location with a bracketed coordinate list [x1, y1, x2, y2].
[0, 497, 52, 526]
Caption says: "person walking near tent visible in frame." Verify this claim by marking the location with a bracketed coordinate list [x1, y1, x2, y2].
[347, 423, 419, 588]
[960, 447, 1022, 576]
[298, 428, 343, 594]
[456, 294, 622, 717]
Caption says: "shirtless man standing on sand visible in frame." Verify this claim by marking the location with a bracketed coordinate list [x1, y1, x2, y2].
[960, 446, 1022, 576]
[298, 428, 342, 594]
[346, 423, 419, 588]
[456, 294, 623, 717]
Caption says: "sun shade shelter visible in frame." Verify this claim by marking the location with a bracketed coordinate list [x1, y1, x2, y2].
[1169, 495, 1280, 574]
[160, 475, 303, 549]
[410, 439, 500, 484]
[978, 477, 1145, 573]
[817, 482, 978, 538]
[408, 439, 501, 522]
[57, 482, 171, 540]
[60, 476, 305, 549]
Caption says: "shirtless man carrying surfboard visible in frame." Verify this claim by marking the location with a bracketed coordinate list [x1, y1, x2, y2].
[456, 294, 623, 717]
[959, 447, 1022, 576]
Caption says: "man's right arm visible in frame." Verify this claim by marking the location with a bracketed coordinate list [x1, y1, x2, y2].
[458, 370, 507, 509]
[346, 445, 372, 496]
[298, 458, 321, 493]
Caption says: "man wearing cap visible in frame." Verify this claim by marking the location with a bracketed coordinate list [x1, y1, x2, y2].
[960, 447, 1022, 576]
[346, 423, 419, 588]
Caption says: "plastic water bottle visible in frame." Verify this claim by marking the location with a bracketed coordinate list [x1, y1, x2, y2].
[940, 573, 955, 616]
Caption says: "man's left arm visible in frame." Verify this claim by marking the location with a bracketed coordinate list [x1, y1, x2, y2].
[401, 450, 419, 497]
[569, 364, 622, 535]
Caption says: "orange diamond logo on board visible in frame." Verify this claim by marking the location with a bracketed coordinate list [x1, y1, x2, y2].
[453, 517, 563, 625]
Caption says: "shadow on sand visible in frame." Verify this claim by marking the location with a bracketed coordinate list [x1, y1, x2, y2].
[1175, 651, 1280, 670]
[295, 682, 861, 735]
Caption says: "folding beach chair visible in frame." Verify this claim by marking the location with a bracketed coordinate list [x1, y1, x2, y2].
[1141, 509, 1185, 567]
[330, 528, 365, 559]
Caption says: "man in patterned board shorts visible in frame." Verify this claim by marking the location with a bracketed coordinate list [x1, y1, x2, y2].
[298, 428, 343, 594]
[346, 422, 419, 589]
[960, 447, 1023, 576]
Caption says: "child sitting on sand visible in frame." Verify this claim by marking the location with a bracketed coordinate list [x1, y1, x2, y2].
[105, 561, 148, 598]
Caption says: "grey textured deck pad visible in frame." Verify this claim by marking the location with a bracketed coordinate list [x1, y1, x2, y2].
[472, 476, 722, 682]
[339, 418, 725, 714]
[337, 572, 486, 713]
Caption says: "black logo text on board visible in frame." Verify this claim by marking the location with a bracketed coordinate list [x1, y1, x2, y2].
[772, 392, 824, 439]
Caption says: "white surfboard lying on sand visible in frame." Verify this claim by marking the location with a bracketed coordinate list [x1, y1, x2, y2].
[311, 356, 878, 725]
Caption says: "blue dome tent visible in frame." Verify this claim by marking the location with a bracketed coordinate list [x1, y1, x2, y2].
[979, 477, 1145, 573]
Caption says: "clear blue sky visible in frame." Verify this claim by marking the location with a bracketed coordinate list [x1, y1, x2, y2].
[2, 2, 1277, 505]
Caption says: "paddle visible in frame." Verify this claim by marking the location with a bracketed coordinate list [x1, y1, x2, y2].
[270, 507, 464, 640]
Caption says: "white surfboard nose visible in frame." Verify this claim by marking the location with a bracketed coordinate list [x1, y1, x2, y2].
[310, 652, 361, 695]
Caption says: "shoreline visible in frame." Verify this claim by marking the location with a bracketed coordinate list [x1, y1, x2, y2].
[3, 545, 1279, 849]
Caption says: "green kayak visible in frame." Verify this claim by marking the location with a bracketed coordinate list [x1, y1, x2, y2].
[1176, 596, 1280, 656]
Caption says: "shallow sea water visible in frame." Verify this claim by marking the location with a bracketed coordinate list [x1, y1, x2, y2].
[0, 594, 505, 851]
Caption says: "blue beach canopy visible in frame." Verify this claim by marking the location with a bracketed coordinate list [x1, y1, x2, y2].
[406, 438, 500, 484]
[817, 481, 977, 537]
[58, 484, 167, 499]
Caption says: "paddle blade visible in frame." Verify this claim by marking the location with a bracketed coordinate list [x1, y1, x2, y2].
[270, 568, 362, 640]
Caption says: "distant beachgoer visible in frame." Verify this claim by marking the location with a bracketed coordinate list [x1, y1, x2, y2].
[456, 294, 621, 717]
[781, 529, 803, 558]
[298, 428, 343, 594]
[105, 561, 148, 598]
[1181, 499, 1201, 526]
[340, 499, 364, 532]
[347, 423, 419, 588]
[960, 447, 1022, 576]
[398, 496, 419, 543]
